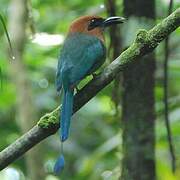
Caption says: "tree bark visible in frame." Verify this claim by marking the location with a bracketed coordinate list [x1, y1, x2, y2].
[121, 0, 156, 180]
[8, 0, 45, 179]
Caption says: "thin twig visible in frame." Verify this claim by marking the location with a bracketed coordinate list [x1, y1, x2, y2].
[106, 0, 122, 112]
[163, 0, 176, 173]
[0, 14, 15, 60]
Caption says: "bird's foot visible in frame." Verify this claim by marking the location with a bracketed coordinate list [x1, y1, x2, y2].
[75, 86, 80, 93]
[92, 73, 99, 80]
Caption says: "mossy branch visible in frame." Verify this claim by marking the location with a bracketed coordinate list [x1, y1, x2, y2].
[0, 8, 180, 170]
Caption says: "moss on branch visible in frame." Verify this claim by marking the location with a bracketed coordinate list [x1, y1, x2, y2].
[37, 106, 60, 129]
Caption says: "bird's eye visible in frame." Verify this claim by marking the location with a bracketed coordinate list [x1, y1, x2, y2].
[88, 18, 104, 31]
[90, 19, 95, 23]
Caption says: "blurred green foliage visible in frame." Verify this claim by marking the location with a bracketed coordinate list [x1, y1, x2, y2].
[0, 0, 180, 179]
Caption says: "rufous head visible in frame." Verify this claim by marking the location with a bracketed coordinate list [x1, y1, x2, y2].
[68, 15, 125, 42]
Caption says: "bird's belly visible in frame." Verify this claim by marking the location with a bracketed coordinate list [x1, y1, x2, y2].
[86, 56, 105, 75]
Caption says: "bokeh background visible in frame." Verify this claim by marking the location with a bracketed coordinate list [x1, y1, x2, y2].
[0, 0, 180, 180]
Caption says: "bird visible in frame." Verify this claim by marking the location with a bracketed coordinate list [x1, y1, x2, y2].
[54, 15, 125, 174]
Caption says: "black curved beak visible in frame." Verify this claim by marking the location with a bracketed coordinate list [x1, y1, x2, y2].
[102, 16, 125, 27]
[88, 16, 125, 31]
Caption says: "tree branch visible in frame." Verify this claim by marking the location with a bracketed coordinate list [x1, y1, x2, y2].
[0, 8, 180, 170]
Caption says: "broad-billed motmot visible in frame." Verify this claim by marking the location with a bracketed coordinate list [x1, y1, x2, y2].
[54, 15, 125, 174]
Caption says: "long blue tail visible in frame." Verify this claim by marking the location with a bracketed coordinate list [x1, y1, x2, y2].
[60, 88, 74, 141]
[54, 88, 74, 174]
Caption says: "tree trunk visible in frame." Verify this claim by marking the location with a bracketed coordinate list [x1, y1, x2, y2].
[8, 0, 45, 179]
[121, 0, 156, 180]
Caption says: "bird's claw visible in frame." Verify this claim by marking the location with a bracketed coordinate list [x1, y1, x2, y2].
[92, 73, 98, 79]
[75, 86, 80, 93]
